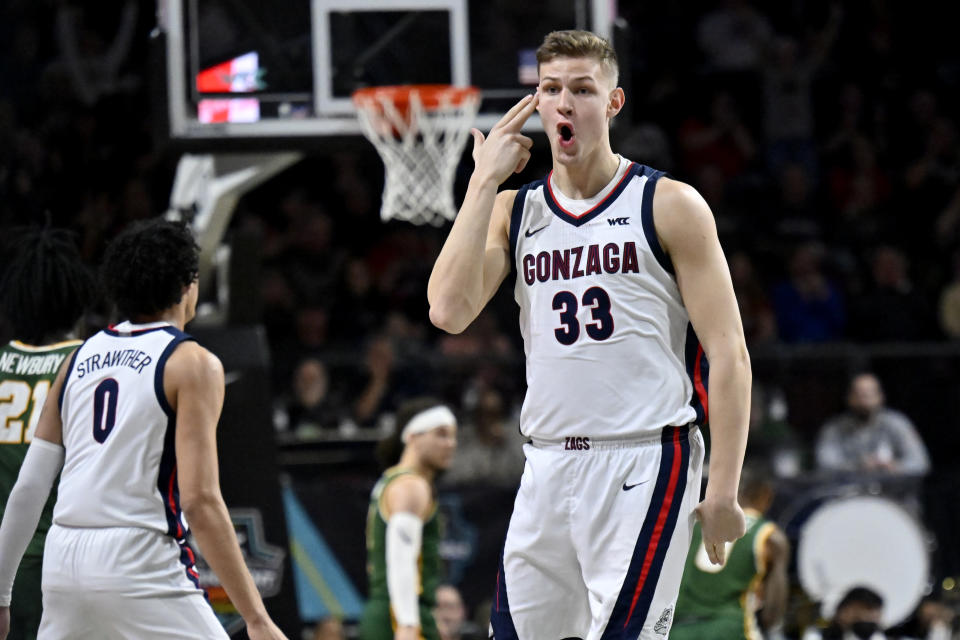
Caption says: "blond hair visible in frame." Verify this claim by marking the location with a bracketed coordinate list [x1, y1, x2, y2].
[536, 30, 618, 86]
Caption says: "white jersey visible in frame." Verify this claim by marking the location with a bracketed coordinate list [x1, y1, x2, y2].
[510, 157, 708, 441]
[55, 321, 192, 538]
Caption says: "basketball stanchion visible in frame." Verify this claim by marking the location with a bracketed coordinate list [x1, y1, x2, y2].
[352, 85, 480, 226]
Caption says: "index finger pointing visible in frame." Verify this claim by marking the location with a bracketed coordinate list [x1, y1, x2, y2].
[492, 94, 536, 131]
[503, 92, 540, 132]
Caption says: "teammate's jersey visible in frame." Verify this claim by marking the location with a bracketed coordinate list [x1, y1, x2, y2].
[364, 466, 441, 606]
[0, 339, 80, 558]
[673, 509, 777, 640]
[510, 157, 708, 441]
[55, 321, 192, 537]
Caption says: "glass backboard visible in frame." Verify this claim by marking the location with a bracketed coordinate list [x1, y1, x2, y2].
[163, 0, 614, 144]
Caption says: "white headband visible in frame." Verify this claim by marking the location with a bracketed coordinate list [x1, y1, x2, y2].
[401, 405, 457, 443]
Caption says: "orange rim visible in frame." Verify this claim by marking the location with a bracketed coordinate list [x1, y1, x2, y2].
[352, 84, 479, 110]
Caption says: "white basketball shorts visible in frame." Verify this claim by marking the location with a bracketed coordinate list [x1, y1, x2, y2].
[491, 426, 704, 640]
[38, 524, 228, 639]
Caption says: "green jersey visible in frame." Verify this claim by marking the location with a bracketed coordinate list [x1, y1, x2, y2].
[671, 509, 776, 640]
[359, 466, 442, 640]
[0, 340, 79, 559]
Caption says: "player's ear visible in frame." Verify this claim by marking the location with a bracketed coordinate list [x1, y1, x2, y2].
[607, 87, 625, 119]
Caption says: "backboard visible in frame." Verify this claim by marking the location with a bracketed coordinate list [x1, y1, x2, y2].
[162, 0, 615, 145]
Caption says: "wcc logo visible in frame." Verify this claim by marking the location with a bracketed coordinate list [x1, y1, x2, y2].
[608, 217, 630, 226]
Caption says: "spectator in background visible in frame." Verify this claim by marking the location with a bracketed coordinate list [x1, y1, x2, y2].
[937, 250, 960, 338]
[433, 585, 467, 640]
[352, 334, 398, 428]
[441, 387, 525, 487]
[772, 242, 845, 342]
[283, 358, 342, 438]
[330, 257, 383, 346]
[729, 251, 777, 345]
[747, 383, 801, 477]
[827, 136, 892, 245]
[815, 373, 930, 475]
[849, 246, 932, 342]
[697, 0, 772, 74]
[761, 4, 842, 177]
[310, 616, 346, 640]
[802, 586, 887, 640]
[678, 90, 757, 182]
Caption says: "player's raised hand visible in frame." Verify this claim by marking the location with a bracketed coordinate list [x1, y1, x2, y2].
[470, 92, 539, 185]
[694, 496, 746, 565]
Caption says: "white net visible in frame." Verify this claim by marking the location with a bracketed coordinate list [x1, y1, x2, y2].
[353, 86, 480, 226]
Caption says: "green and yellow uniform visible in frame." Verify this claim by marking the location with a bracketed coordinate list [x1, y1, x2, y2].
[358, 466, 442, 640]
[671, 509, 777, 640]
[0, 340, 79, 640]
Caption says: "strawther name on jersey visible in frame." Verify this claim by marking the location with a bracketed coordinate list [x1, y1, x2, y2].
[0, 352, 68, 376]
[75, 349, 153, 378]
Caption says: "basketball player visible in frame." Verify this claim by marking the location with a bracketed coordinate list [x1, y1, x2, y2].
[358, 398, 458, 640]
[0, 219, 287, 640]
[671, 463, 790, 640]
[428, 30, 751, 639]
[0, 227, 94, 640]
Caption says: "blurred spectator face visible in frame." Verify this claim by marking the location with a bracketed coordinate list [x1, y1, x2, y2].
[871, 247, 908, 289]
[344, 258, 372, 296]
[909, 90, 938, 127]
[365, 336, 395, 374]
[780, 163, 810, 207]
[789, 243, 823, 280]
[695, 164, 726, 206]
[848, 374, 884, 419]
[296, 307, 329, 348]
[834, 601, 883, 635]
[729, 251, 755, 288]
[311, 617, 345, 640]
[434, 584, 466, 640]
[293, 359, 328, 408]
[774, 36, 798, 69]
[475, 389, 506, 441]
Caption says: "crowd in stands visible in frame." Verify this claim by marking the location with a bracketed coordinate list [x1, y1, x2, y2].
[3, 0, 960, 637]
[2, 0, 958, 448]
[3, 0, 959, 454]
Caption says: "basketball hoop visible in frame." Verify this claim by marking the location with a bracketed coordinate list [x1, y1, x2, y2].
[353, 85, 480, 226]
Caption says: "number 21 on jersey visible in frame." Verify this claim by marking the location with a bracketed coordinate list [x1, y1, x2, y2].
[0, 380, 50, 444]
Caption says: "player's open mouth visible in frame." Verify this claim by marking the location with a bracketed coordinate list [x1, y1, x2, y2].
[558, 123, 575, 147]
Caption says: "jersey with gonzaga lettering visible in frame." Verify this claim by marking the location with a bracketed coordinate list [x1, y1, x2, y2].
[510, 157, 708, 441]
[55, 321, 193, 537]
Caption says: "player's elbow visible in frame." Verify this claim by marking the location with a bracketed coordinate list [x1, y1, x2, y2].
[428, 302, 470, 334]
[180, 489, 224, 521]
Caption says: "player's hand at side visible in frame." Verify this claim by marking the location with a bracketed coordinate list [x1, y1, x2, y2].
[395, 624, 421, 640]
[469, 93, 539, 185]
[246, 616, 289, 640]
[0, 605, 9, 640]
[694, 497, 746, 565]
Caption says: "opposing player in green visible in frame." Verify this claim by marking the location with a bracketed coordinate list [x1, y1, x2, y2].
[0, 228, 94, 640]
[671, 463, 790, 640]
[359, 399, 458, 640]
